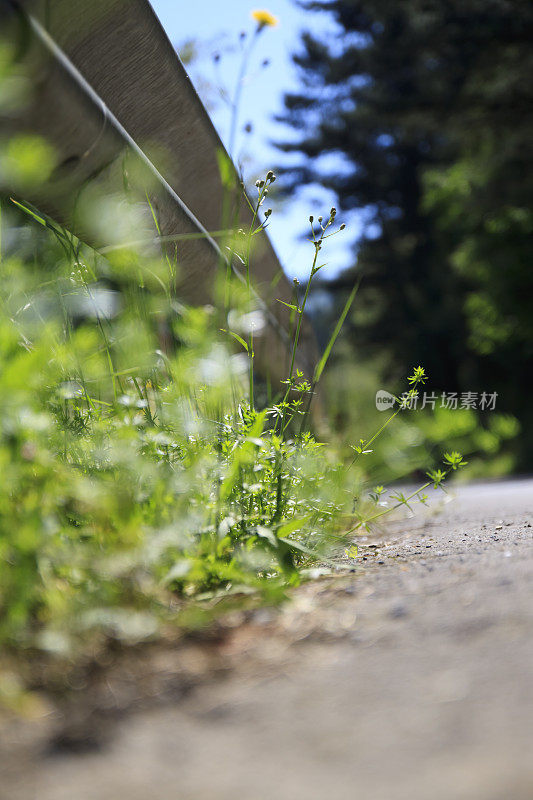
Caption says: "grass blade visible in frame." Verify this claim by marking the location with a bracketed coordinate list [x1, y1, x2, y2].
[313, 279, 360, 384]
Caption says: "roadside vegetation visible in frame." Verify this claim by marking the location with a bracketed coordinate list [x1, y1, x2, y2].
[0, 166, 464, 669]
[0, 16, 466, 707]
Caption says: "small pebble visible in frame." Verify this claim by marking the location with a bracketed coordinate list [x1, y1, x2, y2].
[389, 604, 408, 619]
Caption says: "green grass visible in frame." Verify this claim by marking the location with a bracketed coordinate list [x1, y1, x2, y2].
[0, 164, 464, 675]
[0, 191, 353, 655]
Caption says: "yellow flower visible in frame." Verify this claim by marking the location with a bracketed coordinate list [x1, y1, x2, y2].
[251, 9, 279, 29]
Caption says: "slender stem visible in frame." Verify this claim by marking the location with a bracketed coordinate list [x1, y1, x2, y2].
[346, 472, 451, 535]
[245, 204, 258, 408]
[241, 180, 269, 409]
[349, 407, 401, 465]
[223, 28, 261, 320]
[228, 29, 260, 162]
[288, 258, 314, 384]
[276, 222, 325, 434]
[349, 380, 425, 468]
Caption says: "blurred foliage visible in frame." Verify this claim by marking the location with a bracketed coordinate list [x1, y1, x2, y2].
[278, 0, 532, 472]
[324, 343, 519, 484]
[0, 179, 369, 660]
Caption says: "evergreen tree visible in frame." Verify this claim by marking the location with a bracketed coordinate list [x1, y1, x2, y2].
[278, 0, 533, 467]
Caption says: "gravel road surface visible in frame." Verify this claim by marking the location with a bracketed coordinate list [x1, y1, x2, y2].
[3, 479, 533, 800]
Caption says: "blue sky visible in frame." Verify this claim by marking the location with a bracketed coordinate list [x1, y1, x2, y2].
[149, 0, 359, 279]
